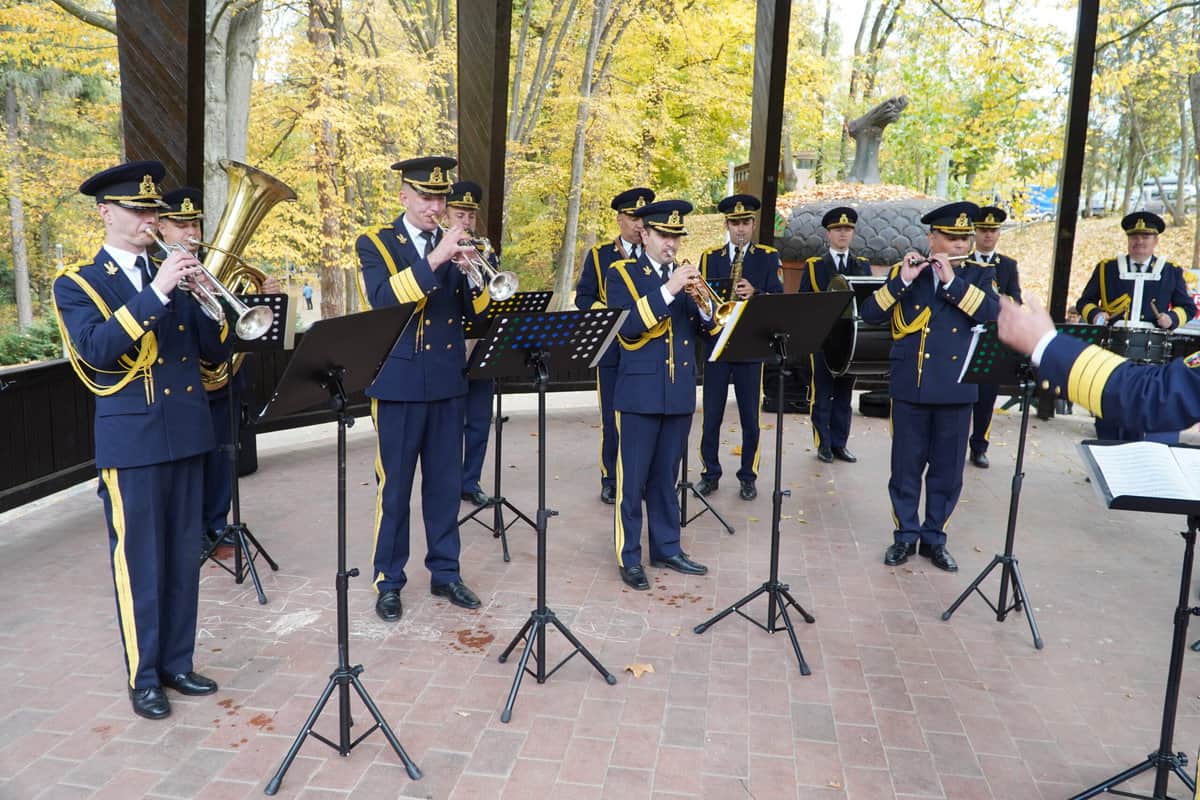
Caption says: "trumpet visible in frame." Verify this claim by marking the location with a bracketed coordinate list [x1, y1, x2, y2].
[682, 263, 737, 325]
[438, 224, 518, 301]
[146, 229, 275, 340]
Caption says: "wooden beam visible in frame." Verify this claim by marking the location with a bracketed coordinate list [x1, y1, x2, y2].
[113, 0, 204, 190]
[457, 0, 512, 249]
[748, 0, 790, 247]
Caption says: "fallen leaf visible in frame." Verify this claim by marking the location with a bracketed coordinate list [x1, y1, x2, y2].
[826, 780, 843, 789]
[456, 710, 470, 717]
[626, 663, 655, 678]
[749, 516, 759, 522]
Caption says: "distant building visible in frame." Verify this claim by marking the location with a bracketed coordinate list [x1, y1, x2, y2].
[730, 151, 818, 195]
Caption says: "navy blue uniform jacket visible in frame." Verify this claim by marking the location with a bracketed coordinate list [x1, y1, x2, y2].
[357, 218, 489, 401]
[860, 260, 999, 404]
[576, 238, 633, 369]
[798, 251, 872, 292]
[53, 248, 230, 468]
[1076, 256, 1195, 328]
[605, 257, 716, 415]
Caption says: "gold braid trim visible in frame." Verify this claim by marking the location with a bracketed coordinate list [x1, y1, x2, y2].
[612, 262, 670, 349]
[891, 305, 932, 388]
[54, 272, 157, 403]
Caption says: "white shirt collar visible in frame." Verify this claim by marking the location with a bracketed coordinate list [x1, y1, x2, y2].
[829, 249, 848, 258]
[102, 244, 150, 290]
[619, 237, 638, 256]
[975, 251, 994, 261]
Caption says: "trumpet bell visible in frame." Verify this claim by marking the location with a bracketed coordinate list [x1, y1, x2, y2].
[489, 271, 518, 302]
[236, 304, 275, 340]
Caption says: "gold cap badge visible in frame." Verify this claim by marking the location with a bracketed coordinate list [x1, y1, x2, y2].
[667, 210, 681, 226]
[139, 175, 157, 196]
[955, 213, 969, 228]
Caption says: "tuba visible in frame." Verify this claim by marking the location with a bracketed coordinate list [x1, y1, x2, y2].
[199, 158, 295, 391]
[200, 160, 297, 391]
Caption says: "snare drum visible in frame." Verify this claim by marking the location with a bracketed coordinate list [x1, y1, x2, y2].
[1166, 326, 1200, 360]
[1107, 320, 1170, 364]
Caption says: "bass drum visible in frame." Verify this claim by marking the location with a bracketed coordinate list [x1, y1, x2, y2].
[822, 277, 891, 377]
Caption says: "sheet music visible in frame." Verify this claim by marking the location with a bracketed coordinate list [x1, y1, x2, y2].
[709, 301, 747, 362]
[1086, 442, 1200, 502]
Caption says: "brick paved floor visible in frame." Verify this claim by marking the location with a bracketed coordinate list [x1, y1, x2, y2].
[3, 394, 1200, 800]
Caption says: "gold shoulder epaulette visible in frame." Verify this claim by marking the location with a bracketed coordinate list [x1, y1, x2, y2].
[888, 263, 902, 279]
[755, 243, 778, 254]
[56, 259, 87, 277]
[805, 255, 821, 265]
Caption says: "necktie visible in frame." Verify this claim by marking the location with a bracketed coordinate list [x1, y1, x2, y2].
[135, 255, 152, 289]
[1134, 261, 1144, 273]
[632, 244, 641, 260]
[420, 231, 435, 258]
[836, 253, 846, 273]
[660, 263, 670, 284]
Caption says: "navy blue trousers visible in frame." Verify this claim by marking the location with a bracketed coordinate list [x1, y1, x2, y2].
[597, 365, 619, 490]
[808, 353, 855, 449]
[615, 411, 689, 568]
[969, 383, 998, 456]
[462, 378, 493, 493]
[97, 456, 204, 690]
[203, 387, 235, 534]
[889, 400, 972, 547]
[371, 396, 466, 591]
[700, 361, 762, 483]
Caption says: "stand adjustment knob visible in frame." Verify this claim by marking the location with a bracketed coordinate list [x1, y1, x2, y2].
[348, 568, 360, 578]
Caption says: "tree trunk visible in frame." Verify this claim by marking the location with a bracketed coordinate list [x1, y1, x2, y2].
[551, 0, 609, 311]
[310, 0, 344, 319]
[781, 123, 797, 192]
[1189, 73, 1200, 267]
[6, 83, 33, 330]
[205, 0, 263, 221]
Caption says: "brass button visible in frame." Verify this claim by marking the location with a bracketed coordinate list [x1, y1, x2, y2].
[149, 315, 156, 321]
[164, 388, 172, 396]
[425, 344, 432, 350]
[1055, 387, 1062, 396]
[143, 320, 150, 326]
[683, 339, 689, 345]
[924, 327, 930, 333]
[446, 343, 452, 349]
[915, 304, 922, 310]
[951, 355, 958, 361]
[186, 385, 193, 392]
[682, 361, 689, 366]
[178, 324, 186, 331]
[448, 318, 454, 324]
[425, 319, 432, 326]
[180, 356, 187, 362]
[1041, 379, 1051, 390]
[156, 357, 165, 365]
[951, 327, 958, 333]
[924, 353, 931, 359]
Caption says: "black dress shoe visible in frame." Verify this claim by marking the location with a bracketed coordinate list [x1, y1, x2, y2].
[431, 581, 482, 609]
[817, 445, 834, 463]
[461, 489, 489, 506]
[650, 552, 708, 575]
[739, 480, 757, 500]
[375, 589, 403, 621]
[926, 545, 959, 572]
[600, 485, 616, 505]
[160, 671, 218, 696]
[696, 477, 719, 496]
[883, 541, 917, 566]
[620, 564, 650, 590]
[129, 686, 171, 720]
[831, 446, 857, 463]
[970, 451, 989, 468]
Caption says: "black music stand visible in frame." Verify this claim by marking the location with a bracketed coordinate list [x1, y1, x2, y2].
[261, 304, 422, 795]
[200, 293, 288, 604]
[460, 291, 553, 561]
[941, 322, 1104, 649]
[693, 291, 851, 675]
[1068, 441, 1200, 800]
[468, 308, 624, 722]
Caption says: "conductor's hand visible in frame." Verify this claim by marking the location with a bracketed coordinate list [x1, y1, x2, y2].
[998, 295, 1054, 357]
[151, 249, 201, 295]
[734, 278, 755, 299]
[666, 263, 701, 297]
[427, 225, 475, 270]
[899, 251, 926, 284]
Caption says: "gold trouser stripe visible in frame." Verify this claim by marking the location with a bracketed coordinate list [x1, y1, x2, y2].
[982, 416, 992, 443]
[369, 399, 388, 591]
[751, 364, 763, 474]
[596, 371, 609, 479]
[959, 284, 984, 317]
[1067, 344, 1125, 416]
[808, 354, 821, 448]
[614, 411, 625, 567]
[113, 306, 143, 341]
[101, 468, 140, 688]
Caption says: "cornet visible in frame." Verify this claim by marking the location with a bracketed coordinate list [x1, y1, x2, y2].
[146, 228, 275, 340]
[438, 224, 519, 302]
[681, 262, 737, 326]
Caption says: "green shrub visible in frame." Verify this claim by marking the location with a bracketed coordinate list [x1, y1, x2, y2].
[0, 316, 63, 366]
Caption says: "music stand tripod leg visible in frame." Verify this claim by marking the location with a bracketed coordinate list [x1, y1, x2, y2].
[677, 429, 736, 534]
[265, 370, 419, 795]
[693, 334, 815, 676]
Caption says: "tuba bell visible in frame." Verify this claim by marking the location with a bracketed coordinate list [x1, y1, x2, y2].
[199, 160, 297, 391]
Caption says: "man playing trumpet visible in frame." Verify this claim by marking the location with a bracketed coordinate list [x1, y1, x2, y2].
[861, 202, 998, 573]
[605, 199, 715, 590]
[697, 194, 783, 500]
[53, 161, 230, 719]
[357, 156, 488, 622]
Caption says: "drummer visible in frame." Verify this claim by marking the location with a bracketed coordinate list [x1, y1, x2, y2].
[1075, 211, 1196, 441]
